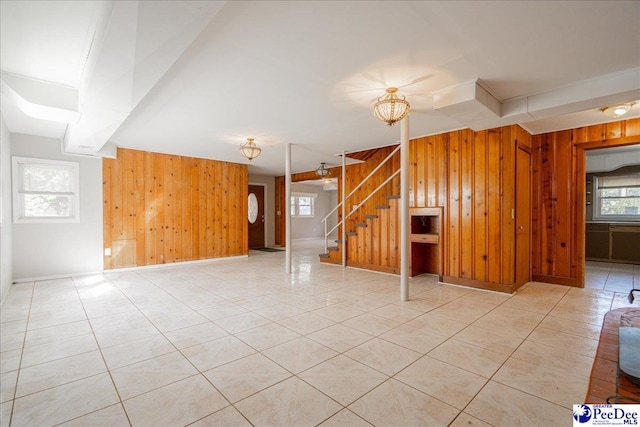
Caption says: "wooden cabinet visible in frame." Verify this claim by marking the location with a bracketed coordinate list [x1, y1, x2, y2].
[611, 226, 640, 263]
[586, 223, 640, 264]
[410, 207, 443, 277]
[585, 224, 610, 260]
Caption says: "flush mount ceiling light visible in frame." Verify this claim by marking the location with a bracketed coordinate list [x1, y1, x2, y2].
[316, 162, 330, 177]
[602, 103, 635, 118]
[373, 87, 410, 127]
[240, 138, 261, 161]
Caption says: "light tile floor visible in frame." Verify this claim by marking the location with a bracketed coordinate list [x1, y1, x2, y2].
[2, 241, 639, 427]
[584, 260, 640, 292]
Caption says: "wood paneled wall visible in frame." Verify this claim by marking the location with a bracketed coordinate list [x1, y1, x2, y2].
[531, 118, 640, 286]
[103, 148, 248, 269]
[411, 126, 530, 292]
[276, 126, 531, 292]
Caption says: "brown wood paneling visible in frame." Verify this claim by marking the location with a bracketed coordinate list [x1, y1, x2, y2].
[316, 124, 528, 292]
[515, 146, 531, 285]
[447, 130, 461, 278]
[501, 126, 515, 285]
[460, 131, 473, 278]
[473, 130, 488, 282]
[486, 129, 502, 284]
[103, 148, 248, 269]
[531, 118, 640, 286]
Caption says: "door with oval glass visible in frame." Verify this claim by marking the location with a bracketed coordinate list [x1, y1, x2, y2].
[248, 185, 265, 249]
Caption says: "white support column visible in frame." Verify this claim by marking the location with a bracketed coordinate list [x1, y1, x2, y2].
[285, 143, 292, 274]
[341, 151, 347, 267]
[400, 116, 410, 301]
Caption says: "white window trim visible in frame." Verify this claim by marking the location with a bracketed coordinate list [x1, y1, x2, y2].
[12, 156, 80, 224]
[592, 175, 640, 222]
[291, 192, 317, 218]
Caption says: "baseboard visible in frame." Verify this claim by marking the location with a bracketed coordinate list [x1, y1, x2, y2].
[103, 255, 249, 274]
[532, 274, 582, 287]
[346, 261, 399, 275]
[11, 255, 249, 284]
[442, 275, 519, 294]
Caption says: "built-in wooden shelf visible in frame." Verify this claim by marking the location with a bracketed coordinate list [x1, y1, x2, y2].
[410, 207, 443, 278]
[410, 233, 439, 244]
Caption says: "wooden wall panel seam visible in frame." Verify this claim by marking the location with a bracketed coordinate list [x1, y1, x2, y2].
[103, 148, 248, 269]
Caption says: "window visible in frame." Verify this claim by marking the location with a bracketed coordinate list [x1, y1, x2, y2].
[593, 174, 640, 221]
[12, 157, 80, 223]
[291, 192, 317, 217]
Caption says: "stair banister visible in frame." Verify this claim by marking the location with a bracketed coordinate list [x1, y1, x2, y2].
[320, 145, 400, 253]
[341, 150, 347, 266]
[324, 169, 399, 235]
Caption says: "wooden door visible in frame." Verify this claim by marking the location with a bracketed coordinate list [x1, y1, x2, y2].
[515, 146, 531, 285]
[248, 185, 265, 248]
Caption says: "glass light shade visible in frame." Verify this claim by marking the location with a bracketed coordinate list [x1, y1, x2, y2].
[602, 103, 634, 118]
[316, 162, 330, 177]
[373, 87, 410, 127]
[240, 138, 261, 161]
[613, 105, 632, 116]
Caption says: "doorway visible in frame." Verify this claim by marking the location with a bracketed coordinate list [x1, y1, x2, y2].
[248, 184, 265, 248]
[583, 145, 640, 288]
[515, 145, 531, 286]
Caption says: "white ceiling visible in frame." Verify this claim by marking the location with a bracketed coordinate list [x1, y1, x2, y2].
[1, 1, 639, 176]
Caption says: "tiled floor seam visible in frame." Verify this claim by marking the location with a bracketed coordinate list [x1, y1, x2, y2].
[85, 273, 247, 426]
[6, 281, 36, 427]
[71, 275, 134, 427]
[447, 284, 578, 422]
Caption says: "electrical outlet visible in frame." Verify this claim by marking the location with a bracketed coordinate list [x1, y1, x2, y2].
[104, 248, 111, 256]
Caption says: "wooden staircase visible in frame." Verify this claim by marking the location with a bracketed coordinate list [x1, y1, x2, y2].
[320, 195, 400, 274]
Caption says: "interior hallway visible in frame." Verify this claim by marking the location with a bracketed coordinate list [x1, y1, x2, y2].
[1, 240, 638, 426]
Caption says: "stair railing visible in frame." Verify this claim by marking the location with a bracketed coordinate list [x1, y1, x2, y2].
[321, 144, 401, 254]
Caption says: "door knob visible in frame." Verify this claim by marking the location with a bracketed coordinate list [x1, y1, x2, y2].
[518, 226, 524, 230]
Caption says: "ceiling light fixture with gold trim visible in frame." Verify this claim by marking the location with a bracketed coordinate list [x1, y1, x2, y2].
[240, 138, 261, 161]
[316, 162, 330, 177]
[373, 87, 410, 127]
[601, 103, 635, 118]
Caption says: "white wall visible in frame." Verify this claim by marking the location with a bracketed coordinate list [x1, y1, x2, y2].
[291, 183, 336, 239]
[248, 174, 275, 247]
[11, 134, 103, 280]
[586, 145, 640, 172]
[0, 116, 13, 303]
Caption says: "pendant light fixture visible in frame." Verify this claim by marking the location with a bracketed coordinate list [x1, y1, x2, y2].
[373, 87, 410, 126]
[316, 162, 330, 177]
[240, 138, 261, 161]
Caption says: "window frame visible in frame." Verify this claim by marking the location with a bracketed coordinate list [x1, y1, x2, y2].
[592, 175, 640, 222]
[290, 192, 316, 218]
[12, 156, 80, 224]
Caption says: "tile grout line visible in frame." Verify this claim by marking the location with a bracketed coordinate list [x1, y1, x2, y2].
[71, 275, 134, 427]
[6, 280, 35, 427]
